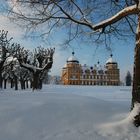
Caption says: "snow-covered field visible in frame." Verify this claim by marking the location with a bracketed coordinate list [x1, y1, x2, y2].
[0, 85, 140, 140]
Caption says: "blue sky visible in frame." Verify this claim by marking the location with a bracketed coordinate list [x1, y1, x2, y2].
[0, 1, 135, 82]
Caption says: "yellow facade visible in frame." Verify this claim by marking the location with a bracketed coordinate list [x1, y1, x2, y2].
[61, 52, 120, 86]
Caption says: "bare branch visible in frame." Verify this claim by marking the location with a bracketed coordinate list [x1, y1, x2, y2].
[93, 4, 138, 31]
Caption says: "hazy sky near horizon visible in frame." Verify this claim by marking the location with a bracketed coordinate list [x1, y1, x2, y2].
[0, 1, 135, 82]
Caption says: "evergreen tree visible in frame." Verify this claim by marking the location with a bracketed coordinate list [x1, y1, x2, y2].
[125, 71, 132, 86]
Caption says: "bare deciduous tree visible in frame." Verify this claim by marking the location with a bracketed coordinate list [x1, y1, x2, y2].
[0, 30, 13, 88]
[13, 44, 55, 90]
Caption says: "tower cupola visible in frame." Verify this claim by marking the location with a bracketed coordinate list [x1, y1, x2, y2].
[67, 52, 79, 63]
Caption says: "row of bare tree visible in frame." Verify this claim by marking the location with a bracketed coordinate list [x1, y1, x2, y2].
[0, 30, 55, 90]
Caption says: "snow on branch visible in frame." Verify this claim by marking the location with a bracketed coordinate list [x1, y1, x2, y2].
[14, 45, 55, 73]
[54, 3, 138, 32]
[92, 4, 138, 31]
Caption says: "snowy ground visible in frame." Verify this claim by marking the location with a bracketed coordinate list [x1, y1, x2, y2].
[0, 85, 140, 140]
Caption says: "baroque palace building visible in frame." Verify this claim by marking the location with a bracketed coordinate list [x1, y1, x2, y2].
[61, 52, 120, 86]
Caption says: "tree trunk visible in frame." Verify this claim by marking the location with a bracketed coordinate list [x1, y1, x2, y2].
[132, 14, 140, 127]
[14, 76, 18, 90]
[26, 80, 29, 88]
[10, 79, 14, 88]
[20, 79, 25, 90]
[38, 79, 43, 89]
[23, 81, 25, 89]
[4, 79, 7, 89]
[0, 71, 3, 89]
[32, 72, 40, 90]
[20, 79, 23, 89]
[30, 80, 32, 88]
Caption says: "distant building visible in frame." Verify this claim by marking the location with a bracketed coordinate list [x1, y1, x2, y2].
[61, 52, 120, 86]
[50, 76, 61, 84]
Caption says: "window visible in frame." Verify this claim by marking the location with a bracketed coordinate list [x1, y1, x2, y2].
[83, 75, 85, 79]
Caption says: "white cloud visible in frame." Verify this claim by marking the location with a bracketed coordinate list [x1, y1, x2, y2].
[0, 15, 43, 50]
[50, 48, 70, 76]
[0, 15, 25, 38]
